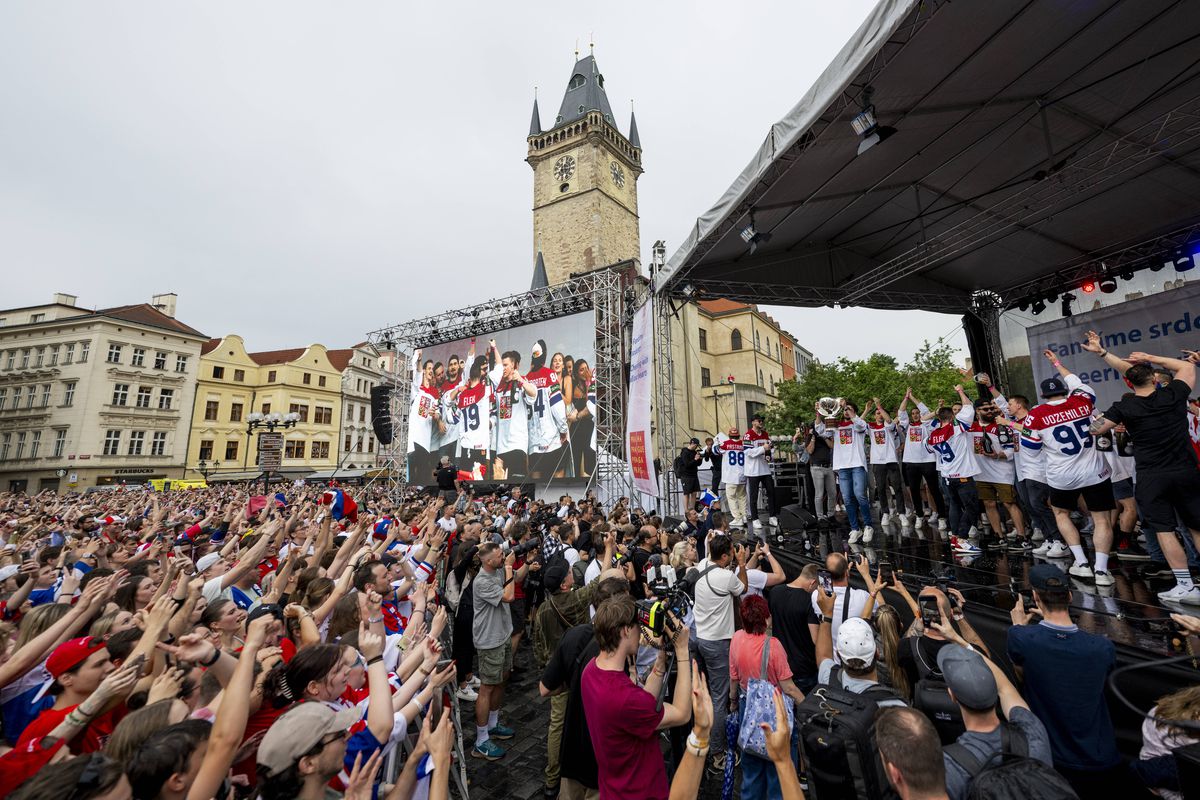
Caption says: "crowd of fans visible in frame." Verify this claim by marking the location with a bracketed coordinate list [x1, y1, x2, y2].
[1, 340, 1199, 800]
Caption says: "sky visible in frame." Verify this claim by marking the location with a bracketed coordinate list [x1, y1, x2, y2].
[0, 1, 965, 364]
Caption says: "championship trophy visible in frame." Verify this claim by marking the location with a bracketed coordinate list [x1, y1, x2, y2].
[817, 396, 843, 420]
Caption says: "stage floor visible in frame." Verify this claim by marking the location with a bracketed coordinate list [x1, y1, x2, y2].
[765, 515, 1198, 657]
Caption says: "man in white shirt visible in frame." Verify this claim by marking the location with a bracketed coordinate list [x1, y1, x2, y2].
[692, 535, 747, 768]
[809, 552, 869, 657]
[927, 385, 984, 554]
[814, 400, 875, 543]
[868, 398, 908, 526]
[717, 427, 747, 529]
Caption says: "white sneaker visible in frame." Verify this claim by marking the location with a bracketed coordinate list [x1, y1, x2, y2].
[1032, 541, 1052, 556]
[937, 518, 948, 531]
[1031, 528, 1045, 543]
[769, 516, 779, 528]
[928, 512, 939, 523]
[862, 526, 875, 543]
[1005, 531, 1019, 541]
[1159, 584, 1200, 605]
[967, 526, 980, 539]
[901, 515, 913, 528]
[1069, 563, 1095, 580]
[836, 504, 845, 512]
[1046, 542, 1071, 558]
[880, 513, 891, 526]
[848, 529, 863, 544]
[951, 536, 983, 555]
[456, 685, 479, 702]
[1094, 570, 1115, 587]
[467, 675, 481, 689]
[752, 520, 763, 530]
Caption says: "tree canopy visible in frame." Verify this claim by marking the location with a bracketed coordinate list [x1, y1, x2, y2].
[765, 340, 965, 433]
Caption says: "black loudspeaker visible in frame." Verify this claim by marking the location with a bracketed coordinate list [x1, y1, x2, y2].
[777, 503, 817, 531]
[369, 385, 394, 445]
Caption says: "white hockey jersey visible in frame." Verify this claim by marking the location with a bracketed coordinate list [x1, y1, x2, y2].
[926, 405, 980, 480]
[494, 378, 534, 454]
[715, 434, 745, 485]
[867, 422, 900, 465]
[814, 418, 869, 470]
[1020, 374, 1111, 491]
[525, 367, 568, 453]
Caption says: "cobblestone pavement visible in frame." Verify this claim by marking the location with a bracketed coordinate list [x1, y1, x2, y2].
[458, 638, 738, 799]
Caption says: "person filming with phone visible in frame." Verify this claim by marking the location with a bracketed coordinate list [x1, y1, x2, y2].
[809, 552, 870, 654]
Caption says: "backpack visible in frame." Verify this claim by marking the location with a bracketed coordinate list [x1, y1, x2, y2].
[944, 724, 1078, 800]
[795, 668, 901, 800]
[909, 638, 965, 744]
[673, 452, 686, 479]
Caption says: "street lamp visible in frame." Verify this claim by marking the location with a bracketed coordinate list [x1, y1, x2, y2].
[197, 459, 222, 481]
[246, 412, 301, 493]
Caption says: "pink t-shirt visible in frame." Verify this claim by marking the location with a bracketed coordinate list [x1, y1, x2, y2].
[729, 630, 793, 690]
[581, 658, 667, 800]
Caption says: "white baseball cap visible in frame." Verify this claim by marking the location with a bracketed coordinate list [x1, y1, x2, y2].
[195, 553, 222, 573]
[835, 617, 876, 667]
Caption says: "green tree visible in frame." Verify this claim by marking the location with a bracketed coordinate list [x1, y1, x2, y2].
[765, 340, 964, 434]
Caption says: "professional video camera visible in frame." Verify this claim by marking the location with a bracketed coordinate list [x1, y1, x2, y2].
[635, 557, 701, 637]
[492, 532, 542, 558]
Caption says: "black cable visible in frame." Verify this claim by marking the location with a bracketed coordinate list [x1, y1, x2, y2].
[1108, 651, 1200, 734]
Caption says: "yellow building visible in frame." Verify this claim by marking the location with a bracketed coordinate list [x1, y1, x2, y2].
[185, 336, 343, 481]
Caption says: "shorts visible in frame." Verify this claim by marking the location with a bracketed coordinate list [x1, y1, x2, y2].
[680, 475, 701, 493]
[976, 481, 1017, 504]
[477, 639, 513, 685]
[1049, 479, 1116, 513]
[1135, 469, 1200, 533]
[1112, 478, 1135, 501]
[510, 596, 528, 633]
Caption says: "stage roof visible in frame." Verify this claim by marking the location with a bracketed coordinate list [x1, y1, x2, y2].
[660, 0, 1200, 313]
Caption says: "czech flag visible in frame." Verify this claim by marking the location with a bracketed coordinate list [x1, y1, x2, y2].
[274, 492, 288, 508]
[373, 519, 393, 539]
[321, 489, 358, 522]
[700, 489, 720, 507]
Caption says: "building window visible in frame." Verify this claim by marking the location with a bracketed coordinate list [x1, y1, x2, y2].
[312, 441, 330, 459]
[698, 328, 708, 351]
[128, 431, 145, 456]
[224, 440, 239, 460]
[314, 406, 332, 425]
[24, 387, 35, 409]
[34, 348, 44, 367]
[136, 387, 152, 408]
[0, 434, 8, 461]
[758, 370, 764, 387]
[260, 402, 271, 415]
[358, 406, 366, 423]
[344, 434, 352, 451]
[233, 369, 245, 382]
[198, 440, 213, 461]
[175, 355, 188, 373]
[64, 343, 75, 364]
[212, 366, 225, 379]
[367, 436, 374, 454]
[48, 345, 59, 366]
[30, 431, 41, 459]
[289, 403, 309, 423]
[303, 373, 311, 385]
[19, 349, 30, 369]
[112, 384, 129, 406]
[4, 351, 13, 370]
[79, 342, 90, 363]
[204, 400, 219, 421]
[106, 344, 121, 364]
[347, 405, 354, 420]
[53, 430, 66, 457]
[355, 436, 362, 452]
[40, 384, 50, 407]
[131, 348, 146, 367]
[154, 351, 167, 370]
[158, 389, 174, 410]
[230, 403, 243, 423]
[30, 313, 44, 323]
[730, 329, 742, 350]
[267, 370, 277, 383]
[755, 331, 761, 352]
[284, 440, 305, 459]
[151, 431, 167, 456]
[103, 430, 121, 456]
[63, 382, 76, 407]
[0, 388, 6, 410]
[318, 376, 326, 387]
[701, 368, 711, 388]
[15, 432, 26, 460]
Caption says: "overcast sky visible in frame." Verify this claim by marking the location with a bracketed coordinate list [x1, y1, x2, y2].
[0, 1, 965, 364]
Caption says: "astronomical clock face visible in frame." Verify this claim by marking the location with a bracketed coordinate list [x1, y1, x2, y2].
[553, 155, 576, 181]
[610, 161, 625, 188]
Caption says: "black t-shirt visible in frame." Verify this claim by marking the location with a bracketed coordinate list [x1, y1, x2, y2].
[808, 434, 833, 465]
[766, 584, 820, 680]
[1105, 379, 1197, 472]
[896, 635, 953, 691]
[434, 465, 457, 490]
[677, 447, 701, 477]
[540, 624, 601, 788]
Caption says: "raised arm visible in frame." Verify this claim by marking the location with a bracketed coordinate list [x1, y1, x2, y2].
[1042, 349, 1071, 379]
[1081, 330, 1135, 375]
[1128, 351, 1197, 390]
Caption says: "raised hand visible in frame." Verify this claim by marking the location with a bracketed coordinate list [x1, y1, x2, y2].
[1082, 330, 1104, 354]
[147, 667, 186, 704]
[758, 688, 793, 765]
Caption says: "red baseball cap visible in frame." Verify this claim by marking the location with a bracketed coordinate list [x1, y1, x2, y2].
[32, 637, 107, 702]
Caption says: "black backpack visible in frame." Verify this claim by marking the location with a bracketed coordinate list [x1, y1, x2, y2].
[944, 724, 1078, 800]
[673, 452, 686, 479]
[795, 668, 902, 800]
[909, 638, 965, 745]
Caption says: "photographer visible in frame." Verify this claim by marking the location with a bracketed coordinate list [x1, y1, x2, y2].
[582, 594, 692, 800]
[471, 542, 526, 761]
[693, 534, 747, 771]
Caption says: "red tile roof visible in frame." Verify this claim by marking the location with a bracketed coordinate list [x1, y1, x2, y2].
[200, 338, 222, 355]
[248, 348, 307, 367]
[95, 304, 205, 338]
[326, 349, 353, 371]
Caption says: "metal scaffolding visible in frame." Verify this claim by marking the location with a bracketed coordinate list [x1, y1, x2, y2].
[650, 242, 680, 516]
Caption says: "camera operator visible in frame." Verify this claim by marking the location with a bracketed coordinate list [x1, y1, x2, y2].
[630, 526, 660, 598]
[582, 594, 693, 800]
[433, 456, 458, 504]
[471, 541, 527, 761]
[692, 534, 748, 771]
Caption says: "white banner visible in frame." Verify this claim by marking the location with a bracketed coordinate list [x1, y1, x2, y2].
[1026, 282, 1200, 412]
[626, 299, 659, 498]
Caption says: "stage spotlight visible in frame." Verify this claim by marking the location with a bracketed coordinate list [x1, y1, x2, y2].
[1061, 292, 1076, 317]
[1099, 277, 1117, 294]
[1017, 298, 1030, 312]
[739, 211, 772, 254]
[1045, 291, 1059, 303]
[680, 282, 698, 299]
[1151, 260, 1167, 272]
[1119, 268, 1135, 281]
[850, 88, 896, 156]
[1175, 251, 1196, 272]
[1031, 299, 1046, 315]
[1081, 280, 1095, 293]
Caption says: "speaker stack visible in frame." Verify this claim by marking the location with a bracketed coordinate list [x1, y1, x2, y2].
[369, 385, 394, 445]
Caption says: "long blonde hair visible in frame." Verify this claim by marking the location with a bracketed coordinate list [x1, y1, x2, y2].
[874, 605, 911, 701]
[1155, 685, 1200, 734]
[15, 603, 71, 651]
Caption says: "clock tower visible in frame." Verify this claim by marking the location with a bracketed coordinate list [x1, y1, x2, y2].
[527, 53, 643, 286]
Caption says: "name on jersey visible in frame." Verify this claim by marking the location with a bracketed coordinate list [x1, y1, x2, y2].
[1034, 401, 1091, 427]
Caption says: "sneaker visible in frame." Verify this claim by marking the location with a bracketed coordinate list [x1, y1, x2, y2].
[1157, 584, 1200, 604]
[1046, 542, 1072, 559]
[1140, 562, 1175, 579]
[967, 526, 980, 539]
[848, 529, 863, 544]
[1116, 539, 1152, 561]
[937, 518, 948, 531]
[1094, 570, 1115, 587]
[1069, 563, 1095, 580]
[901, 515, 913, 528]
[952, 536, 982, 555]
[467, 675, 481, 689]
[862, 526, 875, 543]
[489, 724, 516, 740]
[471, 740, 505, 760]
[928, 512, 939, 524]
[1008, 539, 1034, 554]
[456, 685, 479, 702]
[752, 520, 763, 530]
[880, 513, 891, 526]
[769, 516, 779, 528]
[1031, 528, 1045, 543]
[1005, 531, 1019, 541]
[1032, 541, 1052, 556]
[986, 539, 1007, 551]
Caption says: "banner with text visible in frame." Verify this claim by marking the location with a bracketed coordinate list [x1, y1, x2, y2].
[626, 299, 658, 497]
[1025, 282, 1200, 411]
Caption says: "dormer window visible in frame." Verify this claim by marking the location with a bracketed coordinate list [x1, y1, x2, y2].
[568, 73, 585, 90]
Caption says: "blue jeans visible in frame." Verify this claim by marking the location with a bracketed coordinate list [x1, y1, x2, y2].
[837, 467, 872, 530]
[696, 637, 732, 751]
[738, 694, 799, 800]
[1017, 478, 1060, 542]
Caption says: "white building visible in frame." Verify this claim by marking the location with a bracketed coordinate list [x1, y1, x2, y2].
[0, 293, 206, 492]
[328, 342, 386, 470]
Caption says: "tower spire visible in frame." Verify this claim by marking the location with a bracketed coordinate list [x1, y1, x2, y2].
[554, 51, 614, 129]
[529, 88, 541, 136]
[629, 100, 641, 148]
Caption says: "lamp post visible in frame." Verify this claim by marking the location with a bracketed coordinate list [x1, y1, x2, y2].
[246, 412, 300, 494]
[197, 459, 221, 482]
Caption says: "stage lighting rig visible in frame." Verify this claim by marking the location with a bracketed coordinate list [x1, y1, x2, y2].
[739, 210, 772, 255]
[1081, 280, 1095, 294]
[1099, 277, 1117, 294]
[851, 86, 897, 156]
[1061, 292, 1076, 317]
[1031, 298, 1046, 315]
